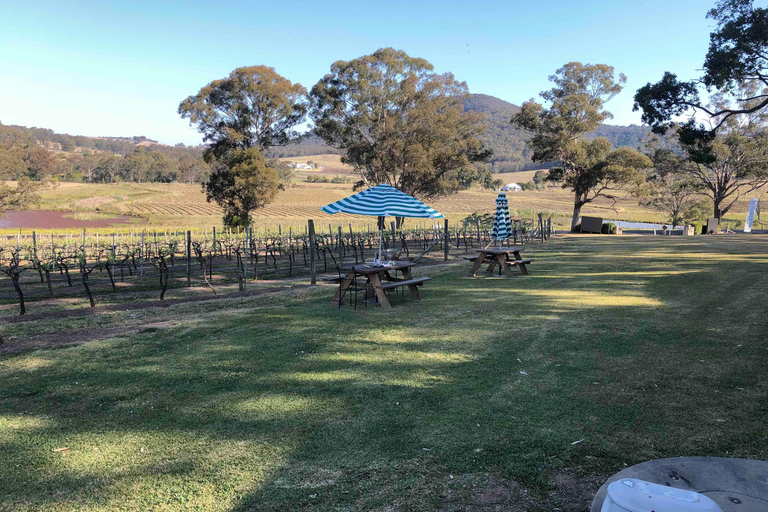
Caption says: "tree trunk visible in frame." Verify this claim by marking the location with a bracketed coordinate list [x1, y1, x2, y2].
[571, 194, 583, 232]
[714, 203, 723, 222]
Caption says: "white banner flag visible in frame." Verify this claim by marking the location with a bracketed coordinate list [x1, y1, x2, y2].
[744, 198, 759, 233]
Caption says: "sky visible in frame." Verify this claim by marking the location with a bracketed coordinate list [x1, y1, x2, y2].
[0, 0, 716, 146]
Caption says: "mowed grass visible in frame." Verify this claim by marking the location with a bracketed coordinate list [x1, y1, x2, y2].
[1, 235, 767, 511]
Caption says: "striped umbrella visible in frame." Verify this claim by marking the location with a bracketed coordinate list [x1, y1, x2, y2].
[320, 184, 444, 219]
[490, 192, 512, 246]
[320, 183, 444, 261]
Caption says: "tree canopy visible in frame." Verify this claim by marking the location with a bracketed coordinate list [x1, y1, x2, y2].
[179, 66, 305, 227]
[634, 0, 768, 139]
[512, 62, 637, 229]
[546, 139, 651, 227]
[682, 115, 768, 221]
[179, 65, 308, 162]
[635, 135, 708, 227]
[204, 148, 279, 228]
[309, 48, 490, 203]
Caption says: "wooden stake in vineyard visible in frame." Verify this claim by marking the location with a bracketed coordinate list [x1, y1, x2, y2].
[186, 230, 191, 287]
[308, 220, 317, 285]
[244, 226, 250, 290]
[140, 230, 145, 279]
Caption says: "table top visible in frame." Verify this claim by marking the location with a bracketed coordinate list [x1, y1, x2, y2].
[476, 246, 525, 255]
[341, 261, 417, 274]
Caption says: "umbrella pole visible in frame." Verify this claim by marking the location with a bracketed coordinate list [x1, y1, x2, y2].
[378, 229, 383, 262]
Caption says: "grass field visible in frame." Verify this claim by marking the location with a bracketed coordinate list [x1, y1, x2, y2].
[1, 234, 766, 511]
[5, 154, 758, 234]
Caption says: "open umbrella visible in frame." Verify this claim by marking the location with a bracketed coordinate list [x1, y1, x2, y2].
[490, 192, 512, 247]
[320, 184, 444, 262]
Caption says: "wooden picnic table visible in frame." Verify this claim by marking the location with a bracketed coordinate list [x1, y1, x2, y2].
[467, 246, 533, 278]
[331, 261, 429, 310]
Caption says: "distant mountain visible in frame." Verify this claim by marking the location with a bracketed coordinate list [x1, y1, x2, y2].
[0, 122, 172, 155]
[265, 132, 341, 159]
[463, 94, 651, 172]
[462, 94, 530, 172]
[266, 94, 650, 172]
[1, 92, 651, 174]
[0, 122, 209, 184]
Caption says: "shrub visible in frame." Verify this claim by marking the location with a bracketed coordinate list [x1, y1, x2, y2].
[601, 222, 616, 234]
[688, 222, 705, 235]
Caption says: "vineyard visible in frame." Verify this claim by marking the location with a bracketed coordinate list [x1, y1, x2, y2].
[25, 157, 712, 232]
[0, 219, 551, 317]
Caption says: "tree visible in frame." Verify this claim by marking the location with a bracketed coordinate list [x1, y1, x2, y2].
[22, 146, 57, 180]
[267, 158, 294, 189]
[545, 139, 651, 226]
[179, 65, 308, 162]
[532, 170, 548, 190]
[683, 130, 768, 221]
[0, 143, 49, 213]
[512, 62, 633, 229]
[204, 147, 279, 228]
[637, 136, 708, 226]
[0, 177, 45, 213]
[634, 0, 768, 140]
[309, 48, 490, 220]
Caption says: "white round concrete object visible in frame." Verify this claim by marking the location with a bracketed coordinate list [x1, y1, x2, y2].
[601, 479, 724, 512]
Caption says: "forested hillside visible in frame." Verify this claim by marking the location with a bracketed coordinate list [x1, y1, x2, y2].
[0, 92, 650, 184]
[462, 94, 530, 172]
[265, 132, 341, 158]
[0, 122, 211, 184]
[464, 94, 650, 172]
[266, 94, 652, 172]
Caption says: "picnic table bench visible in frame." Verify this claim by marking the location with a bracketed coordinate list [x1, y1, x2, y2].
[467, 246, 533, 277]
[331, 262, 429, 310]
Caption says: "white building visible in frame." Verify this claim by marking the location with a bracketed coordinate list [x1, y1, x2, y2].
[502, 183, 522, 192]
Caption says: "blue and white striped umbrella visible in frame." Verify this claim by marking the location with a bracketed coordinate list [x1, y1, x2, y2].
[320, 184, 444, 219]
[490, 193, 512, 243]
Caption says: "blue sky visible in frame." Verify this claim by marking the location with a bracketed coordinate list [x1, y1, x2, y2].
[1, 0, 715, 145]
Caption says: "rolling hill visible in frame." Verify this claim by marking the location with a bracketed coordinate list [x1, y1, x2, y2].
[267, 94, 651, 172]
[1, 92, 650, 179]
[463, 94, 650, 172]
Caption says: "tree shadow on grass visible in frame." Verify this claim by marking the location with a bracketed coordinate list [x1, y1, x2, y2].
[0, 236, 766, 511]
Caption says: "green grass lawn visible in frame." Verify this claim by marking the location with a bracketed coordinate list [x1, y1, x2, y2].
[1, 235, 767, 511]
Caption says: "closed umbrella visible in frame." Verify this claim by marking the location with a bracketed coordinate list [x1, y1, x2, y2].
[320, 184, 444, 262]
[490, 192, 512, 247]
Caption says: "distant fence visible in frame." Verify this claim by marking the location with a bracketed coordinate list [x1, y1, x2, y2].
[0, 216, 553, 315]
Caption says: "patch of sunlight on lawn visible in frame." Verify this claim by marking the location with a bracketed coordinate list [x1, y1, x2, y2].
[543, 269, 702, 279]
[514, 289, 663, 308]
[234, 394, 340, 417]
[1, 356, 56, 371]
[0, 414, 52, 433]
[313, 351, 474, 365]
[279, 368, 450, 388]
[603, 251, 768, 262]
[280, 370, 368, 383]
